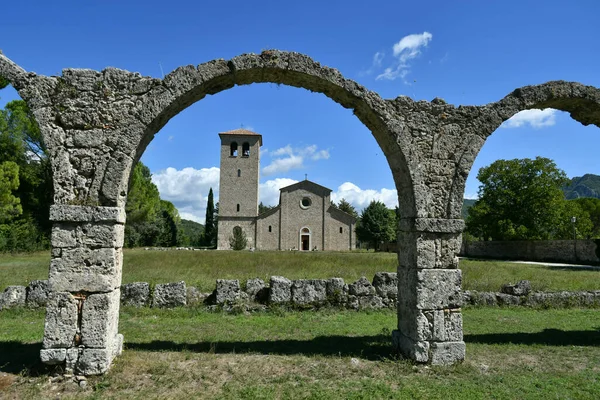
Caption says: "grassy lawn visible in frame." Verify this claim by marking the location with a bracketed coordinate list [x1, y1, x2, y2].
[1, 249, 599, 292]
[1, 307, 599, 399]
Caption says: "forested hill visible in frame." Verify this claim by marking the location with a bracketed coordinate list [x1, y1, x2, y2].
[563, 174, 600, 200]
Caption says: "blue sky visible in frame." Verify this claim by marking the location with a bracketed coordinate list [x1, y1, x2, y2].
[1, 1, 599, 223]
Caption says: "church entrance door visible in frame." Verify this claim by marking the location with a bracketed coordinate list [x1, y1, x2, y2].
[301, 235, 310, 250]
[300, 227, 311, 251]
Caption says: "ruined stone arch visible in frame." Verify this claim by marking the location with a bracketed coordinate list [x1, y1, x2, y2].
[1, 51, 599, 375]
[448, 81, 600, 220]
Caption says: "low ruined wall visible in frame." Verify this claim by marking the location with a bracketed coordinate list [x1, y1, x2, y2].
[461, 240, 600, 264]
[2, 276, 599, 311]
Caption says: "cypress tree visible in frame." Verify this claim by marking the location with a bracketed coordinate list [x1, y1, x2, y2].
[203, 188, 215, 246]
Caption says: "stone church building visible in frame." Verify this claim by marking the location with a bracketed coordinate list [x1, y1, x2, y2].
[217, 129, 356, 251]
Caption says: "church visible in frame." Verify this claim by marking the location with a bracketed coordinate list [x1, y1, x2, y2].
[216, 129, 357, 251]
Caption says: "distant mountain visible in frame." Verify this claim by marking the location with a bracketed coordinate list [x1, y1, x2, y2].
[563, 174, 600, 200]
[462, 199, 476, 219]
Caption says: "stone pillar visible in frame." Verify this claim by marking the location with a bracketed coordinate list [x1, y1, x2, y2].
[393, 218, 465, 365]
[40, 205, 125, 375]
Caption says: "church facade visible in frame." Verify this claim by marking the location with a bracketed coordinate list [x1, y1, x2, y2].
[216, 129, 356, 251]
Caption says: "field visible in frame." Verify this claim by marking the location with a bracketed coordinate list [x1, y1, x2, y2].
[1, 250, 600, 398]
[1, 249, 600, 292]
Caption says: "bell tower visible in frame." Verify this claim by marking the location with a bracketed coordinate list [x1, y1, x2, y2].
[217, 128, 262, 249]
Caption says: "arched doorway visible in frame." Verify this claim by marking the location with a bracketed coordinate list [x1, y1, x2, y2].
[299, 227, 311, 251]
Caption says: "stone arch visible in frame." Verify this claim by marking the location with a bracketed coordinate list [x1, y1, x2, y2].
[2, 50, 599, 375]
[448, 81, 600, 220]
[127, 51, 416, 219]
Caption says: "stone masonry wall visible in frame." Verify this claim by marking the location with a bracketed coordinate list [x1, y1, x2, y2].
[461, 240, 600, 264]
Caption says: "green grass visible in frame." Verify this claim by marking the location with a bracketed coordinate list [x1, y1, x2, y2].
[1, 249, 599, 292]
[1, 307, 599, 399]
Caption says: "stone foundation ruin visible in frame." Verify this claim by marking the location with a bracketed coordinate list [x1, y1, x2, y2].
[1, 50, 599, 375]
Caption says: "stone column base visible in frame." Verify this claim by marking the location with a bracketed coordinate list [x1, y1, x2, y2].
[392, 330, 465, 365]
[41, 333, 123, 375]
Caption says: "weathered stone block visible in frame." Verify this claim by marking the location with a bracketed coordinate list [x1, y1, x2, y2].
[246, 278, 267, 302]
[291, 279, 327, 305]
[397, 308, 431, 341]
[392, 330, 429, 363]
[216, 279, 241, 304]
[52, 222, 124, 248]
[121, 282, 150, 307]
[152, 281, 187, 308]
[398, 232, 461, 269]
[76, 348, 114, 375]
[429, 341, 465, 365]
[81, 290, 120, 348]
[496, 293, 520, 306]
[42, 292, 78, 349]
[269, 276, 291, 304]
[50, 205, 126, 223]
[416, 269, 462, 310]
[501, 280, 531, 296]
[348, 276, 376, 296]
[40, 348, 67, 365]
[373, 272, 398, 298]
[358, 295, 384, 310]
[66, 347, 81, 370]
[26, 280, 49, 308]
[326, 277, 347, 303]
[49, 247, 123, 292]
[1, 285, 26, 309]
[426, 310, 463, 341]
[474, 292, 498, 306]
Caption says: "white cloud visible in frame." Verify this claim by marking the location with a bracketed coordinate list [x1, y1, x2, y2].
[501, 109, 557, 129]
[259, 178, 299, 207]
[168, 135, 174, 141]
[262, 154, 304, 175]
[331, 182, 398, 212]
[152, 166, 220, 224]
[392, 32, 433, 62]
[376, 31, 432, 82]
[262, 144, 330, 176]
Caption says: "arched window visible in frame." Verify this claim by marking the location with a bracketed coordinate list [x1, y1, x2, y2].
[230, 142, 238, 157]
[242, 142, 250, 157]
[268, 225, 272, 232]
[233, 226, 242, 236]
[340, 227, 343, 234]
[237, 169, 241, 177]
[237, 204, 240, 212]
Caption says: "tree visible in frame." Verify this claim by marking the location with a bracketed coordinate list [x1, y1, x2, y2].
[336, 198, 358, 219]
[0, 99, 52, 251]
[203, 188, 216, 247]
[571, 197, 600, 238]
[258, 202, 274, 214]
[466, 157, 592, 240]
[125, 162, 161, 224]
[229, 226, 247, 250]
[356, 200, 395, 250]
[0, 161, 22, 222]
